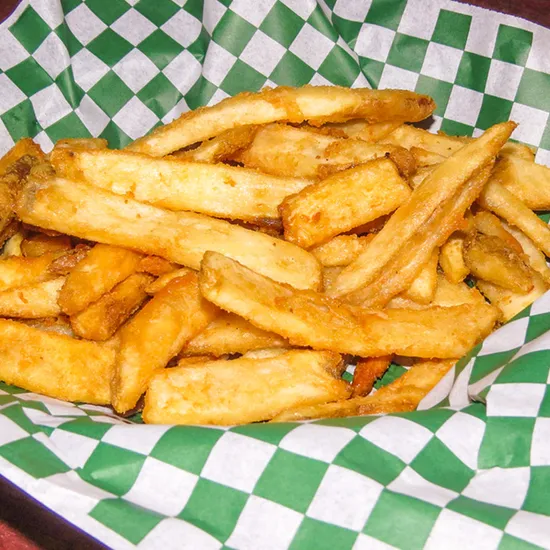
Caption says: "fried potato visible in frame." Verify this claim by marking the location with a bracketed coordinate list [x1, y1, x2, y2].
[2, 229, 26, 256]
[22, 316, 74, 337]
[200, 252, 498, 358]
[499, 142, 536, 162]
[324, 120, 402, 142]
[280, 158, 410, 248]
[142, 350, 350, 425]
[54, 137, 108, 150]
[145, 268, 193, 294]
[330, 122, 515, 298]
[410, 147, 446, 167]
[409, 165, 435, 189]
[138, 255, 177, 276]
[464, 232, 535, 293]
[401, 248, 439, 304]
[0, 319, 114, 404]
[271, 359, 455, 422]
[0, 253, 57, 291]
[127, 86, 436, 156]
[472, 210, 523, 253]
[184, 312, 288, 357]
[239, 348, 290, 359]
[440, 233, 468, 284]
[70, 273, 153, 340]
[311, 234, 374, 267]
[58, 243, 143, 316]
[15, 177, 322, 291]
[381, 125, 467, 156]
[112, 272, 217, 414]
[351, 356, 392, 397]
[51, 147, 310, 221]
[47, 244, 90, 276]
[0, 277, 64, 318]
[21, 234, 72, 257]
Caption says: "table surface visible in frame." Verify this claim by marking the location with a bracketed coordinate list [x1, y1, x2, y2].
[0, 0, 548, 548]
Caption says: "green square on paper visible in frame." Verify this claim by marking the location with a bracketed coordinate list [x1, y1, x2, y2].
[410, 438, 473, 492]
[318, 46, 360, 87]
[186, 27, 210, 63]
[476, 95, 513, 130]
[0, 395, 17, 407]
[79, 443, 146, 496]
[2, 405, 50, 435]
[9, 7, 51, 54]
[440, 119, 475, 137]
[138, 30, 183, 71]
[334, 436, 406, 485]
[184, 75, 218, 110]
[478, 417, 535, 468]
[499, 533, 547, 550]
[61, 0, 82, 14]
[526, 314, 550, 343]
[5, 58, 52, 97]
[307, 7, 339, 41]
[432, 10, 472, 50]
[59, 418, 113, 440]
[212, 11, 256, 57]
[220, 60, 266, 97]
[398, 408, 455, 433]
[183, 0, 203, 20]
[231, 422, 297, 445]
[88, 71, 134, 118]
[151, 426, 223, 474]
[137, 73, 181, 118]
[179, 479, 247, 542]
[290, 518, 357, 550]
[86, 0, 130, 25]
[447, 495, 515, 530]
[539, 122, 550, 150]
[87, 29, 133, 67]
[331, 14, 362, 49]
[270, 51, 315, 87]
[522, 467, 550, 515]
[365, 0, 407, 31]
[0, 382, 27, 395]
[516, 65, 550, 115]
[55, 23, 83, 56]
[493, 24, 533, 66]
[536, 388, 550, 417]
[359, 57, 385, 88]
[455, 52, 491, 93]
[387, 33, 430, 73]
[260, 2, 305, 48]
[496, 353, 550, 384]
[100, 120, 132, 149]
[253, 449, 328, 513]
[363, 491, 441, 549]
[0, 437, 70, 478]
[90, 498, 162, 545]
[46, 112, 90, 142]
[135, 0, 180, 26]
[415, 76, 452, 117]
[469, 350, 519, 385]
[56, 68, 85, 108]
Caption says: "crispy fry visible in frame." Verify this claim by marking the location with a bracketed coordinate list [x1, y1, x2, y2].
[440, 233, 469, 284]
[239, 348, 290, 359]
[0, 277, 64, 318]
[143, 350, 350, 425]
[200, 252, 498, 358]
[472, 210, 523, 253]
[324, 120, 402, 142]
[145, 268, 193, 294]
[381, 125, 468, 156]
[51, 147, 310, 221]
[352, 356, 392, 397]
[47, 244, 90, 276]
[70, 273, 153, 340]
[410, 147, 446, 167]
[280, 158, 410, 248]
[138, 255, 178, 276]
[54, 137, 108, 150]
[112, 272, 217, 413]
[311, 234, 374, 267]
[21, 234, 72, 257]
[15, 177, 322, 291]
[58, 243, 143, 316]
[409, 165, 435, 189]
[127, 86, 435, 156]
[0, 319, 114, 404]
[401, 248, 439, 304]
[2, 229, 26, 256]
[0, 253, 57, 291]
[499, 142, 536, 162]
[23, 316, 74, 337]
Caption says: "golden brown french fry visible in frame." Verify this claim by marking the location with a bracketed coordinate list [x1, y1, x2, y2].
[271, 359, 455, 422]
[54, 137, 108, 150]
[15, 177, 322, 291]
[280, 159, 410, 248]
[311, 234, 374, 267]
[0, 277, 64, 318]
[331, 122, 515, 298]
[2, 229, 26, 256]
[127, 86, 436, 157]
[184, 312, 288, 357]
[58, 243, 143, 316]
[464, 232, 535, 293]
[0, 253, 57, 291]
[70, 273, 153, 340]
[145, 268, 193, 294]
[0, 318, 114, 404]
[137, 255, 178, 276]
[51, 147, 310, 221]
[324, 120, 402, 142]
[409, 165, 435, 189]
[381, 124, 467, 156]
[440, 233, 469, 284]
[142, 350, 350, 425]
[352, 356, 392, 397]
[22, 316, 74, 337]
[112, 272, 217, 414]
[239, 348, 290, 360]
[199, 252, 498, 358]
[21, 234, 72, 257]
[499, 142, 536, 162]
[47, 244, 90, 276]
[410, 147, 446, 167]
[401, 248, 439, 304]
[472, 210, 523, 253]
[478, 178, 550, 256]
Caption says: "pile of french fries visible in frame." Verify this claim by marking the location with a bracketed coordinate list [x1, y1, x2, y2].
[0, 85, 548, 425]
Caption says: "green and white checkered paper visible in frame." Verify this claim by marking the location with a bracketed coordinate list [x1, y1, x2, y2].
[1, 1, 550, 548]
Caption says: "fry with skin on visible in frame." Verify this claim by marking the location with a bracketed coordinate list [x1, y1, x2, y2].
[112, 271, 217, 414]
[142, 350, 350, 425]
[199, 252, 498, 359]
[0, 319, 114, 404]
[0, 277, 64, 318]
[352, 356, 392, 397]
[127, 86, 436, 157]
[15, 176, 322, 291]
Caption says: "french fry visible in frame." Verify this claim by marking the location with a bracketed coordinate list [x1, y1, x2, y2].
[330, 122, 515, 298]
[127, 86, 436, 156]
[138, 255, 178, 276]
[351, 356, 392, 397]
[322, 266, 342, 292]
[0, 319, 114, 404]
[54, 137, 108, 150]
[271, 359, 455, 422]
[58, 243, 143, 316]
[440, 233, 469, 284]
[70, 273, 153, 340]
[472, 210, 523, 253]
[409, 165, 435, 189]
[23, 316, 74, 337]
[51, 147, 310, 221]
[401, 248, 439, 304]
[0, 277, 64, 318]
[183, 312, 288, 357]
[199, 252, 498, 358]
[310, 234, 374, 267]
[142, 350, 350, 425]
[112, 272, 217, 414]
[21, 234, 72, 257]
[280, 158, 410, 248]
[499, 142, 536, 162]
[47, 244, 90, 276]
[410, 147, 446, 167]
[324, 120, 402, 142]
[145, 268, 193, 294]
[0, 253, 57, 291]
[15, 177, 322, 291]
[381, 124, 467, 156]
[2, 229, 26, 256]
[240, 348, 290, 359]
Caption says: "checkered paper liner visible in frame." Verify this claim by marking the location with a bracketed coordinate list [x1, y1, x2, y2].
[0, 0, 550, 548]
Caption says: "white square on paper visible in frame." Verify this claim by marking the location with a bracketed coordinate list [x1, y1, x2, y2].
[76, 95, 110, 136]
[485, 60, 524, 101]
[161, 97, 189, 124]
[32, 130, 54, 153]
[34, 34, 70, 79]
[48, 429, 99, 469]
[23, 408, 74, 429]
[70, 49, 110, 92]
[478, 317, 529, 356]
[0, 74, 26, 113]
[307, 465, 383, 531]
[464, 10, 499, 58]
[421, 42, 463, 83]
[445, 85, 484, 126]
[65, 4, 107, 46]
[113, 49, 159, 93]
[30, 0, 63, 29]
[354, 24, 395, 62]
[239, 31, 287, 77]
[138, 518, 221, 550]
[163, 50, 202, 95]
[201, 432, 276, 493]
[110, 9, 157, 47]
[531, 418, 550, 466]
[0, 119, 14, 156]
[202, 0, 227, 35]
[360, 416, 433, 464]
[202, 42, 237, 86]
[486, 383, 546, 417]
[0, 415, 28, 445]
[30, 84, 72, 128]
[207, 88, 230, 106]
[506, 510, 550, 549]
[510, 103, 549, 146]
[378, 65, 419, 92]
[101, 424, 170, 455]
[161, 10, 202, 48]
[353, 533, 399, 550]
[535, 148, 550, 168]
[279, 0, 314, 20]
[290, 23, 335, 71]
[334, 0, 372, 22]
[112, 97, 159, 140]
[230, 0, 277, 27]
[0, 29, 30, 71]
[397, 0, 440, 40]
